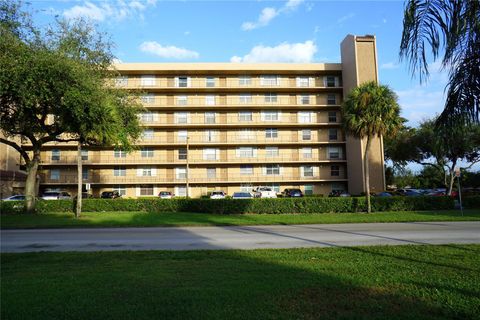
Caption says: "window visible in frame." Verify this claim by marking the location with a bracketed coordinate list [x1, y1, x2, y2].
[205, 95, 215, 106]
[206, 77, 215, 87]
[262, 110, 279, 121]
[239, 93, 252, 104]
[302, 129, 311, 141]
[178, 148, 187, 160]
[298, 111, 312, 123]
[140, 75, 155, 86]
[240, 184, 253, 192]
[203, 148, 218, 160]
[82, 168, 89, 180]
[205, 112, 216, 124]
[265, 147, 279, 158]
[240, 165, 253, 175]
[207, 168, 216, 178]
[238, 111, 252, 122]
[139, 167, 153, 177]
[51, 149, 60, 161]
[328, 146, 342, 159]
[114, 166, 126, 177]
[237, 147, 255, 158]
[142, 129, 154, 140]
[265, 164, 280, 175]
[141, 94, 155, 104]
[176, 76, 189, 87]
[265, 128, 278, 138]
[329, 128, 338, 141]
[237, 129, 254, 140]
[139, 185, 154, 196]
[327, 94, 336, 105]
[113, 185, 126, 196]
[176, 95, 188, 105]
[175, 112, 189, 124]
[140, 112, 154, 123]
[176, 167, 187, 179]
[115, 76, 128, 87]
[175, 186, 187, 197]
[302, 147, 312, 159]
[260, 75, 279, 86]
[204, 130, 218, 142]
[178, 130, 188, 142]
[50, 169, 60, 180]
[302, 166, 314, 177]
[268, 184, 280, 192]
[114, 149, 126, 158]
[141, 147, 154, 158]
[304, 185, 313, 196]
[81, 149, 88, 161]
[264, 93, 277, 103]
[328, 111, 337, 123]
[331, 165, 340, 177]
[325, 76, 336, 87]
[239, 76, 252, 86]
[332, 183, 345, 192]
[296, 76, 310, 87]
[299, 95, 310, 104]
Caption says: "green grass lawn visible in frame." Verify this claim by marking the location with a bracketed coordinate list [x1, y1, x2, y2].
[1, 209, 479, 229]
[2, 245, 479, 319]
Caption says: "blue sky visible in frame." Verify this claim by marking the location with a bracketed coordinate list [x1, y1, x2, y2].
[30, 0, 449, 127]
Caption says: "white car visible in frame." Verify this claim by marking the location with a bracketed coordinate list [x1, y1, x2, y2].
[210, 191, 226, 199]
[41, 191, 71, 200]
[2, 195, 25, 201]
[158, 191, 173, 199]
[253, 187, 277, 198]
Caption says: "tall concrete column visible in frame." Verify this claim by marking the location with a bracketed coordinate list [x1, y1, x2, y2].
[340, 35, 386, 194]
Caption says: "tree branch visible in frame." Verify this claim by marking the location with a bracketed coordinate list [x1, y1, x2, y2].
[0, 137, 30, 164]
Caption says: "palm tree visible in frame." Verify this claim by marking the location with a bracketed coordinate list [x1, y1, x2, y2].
[342, 82, 403, 213]
[400, 0, 479, 125]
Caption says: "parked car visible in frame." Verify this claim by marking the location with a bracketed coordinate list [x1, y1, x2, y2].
[282, 188, 304, 197]
[328, 190, 351, 197]
[232, 192, 253, 199]
[374, 192, 392, 197]
[253, 187, 277, 198]
[2, 195, 25, 201]
[100, 191, 121, 199]
[210, 191, 227, 199]
[41, 191, 71, 200]
[158, 191, 173, 199]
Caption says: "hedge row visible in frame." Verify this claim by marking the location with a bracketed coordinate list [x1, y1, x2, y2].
[1, 196, 472, 215]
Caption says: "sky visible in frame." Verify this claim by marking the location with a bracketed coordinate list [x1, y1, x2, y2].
[28, 0, 450, 129]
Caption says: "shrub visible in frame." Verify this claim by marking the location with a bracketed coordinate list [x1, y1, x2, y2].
[0, 196, 457, 215]
[463, 196, 480, 209]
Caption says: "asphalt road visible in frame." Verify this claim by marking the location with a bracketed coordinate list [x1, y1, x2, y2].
[1, 221, 479, 253]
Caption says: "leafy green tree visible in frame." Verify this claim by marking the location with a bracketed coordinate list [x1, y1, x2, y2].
[400, 0, 479, 124]
[342, 81, 403, 213]
[385, 117, 480, 194]
[0, 1, 142, 214]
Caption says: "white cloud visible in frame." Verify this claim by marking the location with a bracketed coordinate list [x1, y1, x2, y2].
[380, 62, 399, 70]
[230, 40, 317, 63]
[396, 87, 446, 125]
[139, 41, 199, 60]
[184, 31, 190, 36]
[241, 0, 304, 31]
[337, 13, 355, 24]
[63, 0, 156, 22]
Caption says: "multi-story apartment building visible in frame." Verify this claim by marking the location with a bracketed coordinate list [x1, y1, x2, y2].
[12, 34, 385, 198]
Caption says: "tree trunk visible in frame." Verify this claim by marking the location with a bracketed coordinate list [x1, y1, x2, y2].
[24, 150, 40, 214]
[447, 160, 457, 196]
[364, 137, 372, 213]
[76, 142, 82, 218]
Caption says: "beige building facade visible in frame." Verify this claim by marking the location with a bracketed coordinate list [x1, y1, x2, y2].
[8, 34, 385, 198]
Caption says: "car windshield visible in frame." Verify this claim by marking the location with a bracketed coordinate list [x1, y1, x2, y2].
[234, 193, 250, 197]
[160, 192, 170, 195]
[259, 188, 272, 191]
[212, 192, 224, 195]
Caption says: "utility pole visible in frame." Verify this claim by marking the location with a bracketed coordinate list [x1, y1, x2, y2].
[186, 135, 190, 198]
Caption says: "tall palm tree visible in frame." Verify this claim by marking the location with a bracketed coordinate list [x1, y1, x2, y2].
[342, 82, 403, 213]
[400, 0, 480, 125]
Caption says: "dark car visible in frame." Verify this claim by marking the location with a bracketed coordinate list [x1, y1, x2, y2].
[101, 191, 121, 199]
[283, 188, 304, 197]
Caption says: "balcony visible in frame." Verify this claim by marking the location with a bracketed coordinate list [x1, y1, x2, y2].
[39, 173, 348, 185]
